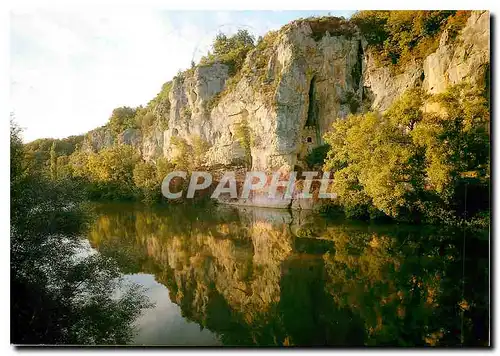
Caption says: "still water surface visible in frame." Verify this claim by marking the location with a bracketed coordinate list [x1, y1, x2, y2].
[87, 203, 489, 346]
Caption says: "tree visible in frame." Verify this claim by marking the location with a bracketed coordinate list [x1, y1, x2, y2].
[323, 84, 489, 222]
[201, 29, 256, 75]
[69, 150, 91, 179]
[234, 119, 253, 168]
[155, 157, 175, 184]
[50, 141, 58, 180]
[10, 121, 152, 344]
[191, 135, 210, 169]
[133, 161, 158, 203]
[86, 145, 139, 186]
[170, 135, 210, 171]
[107, 106, 138, 134]
[351, 11, 469, 66]
[170, 136, 192, 171]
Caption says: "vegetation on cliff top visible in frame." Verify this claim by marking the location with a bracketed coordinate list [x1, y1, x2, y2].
[200, 29, 255, 76]
[351, 10, 470, 68]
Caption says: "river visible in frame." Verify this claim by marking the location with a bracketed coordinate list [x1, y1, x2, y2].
[86, 202, 489, 346]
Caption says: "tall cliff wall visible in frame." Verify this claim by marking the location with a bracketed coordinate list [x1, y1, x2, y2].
[82, 11, 489, 174]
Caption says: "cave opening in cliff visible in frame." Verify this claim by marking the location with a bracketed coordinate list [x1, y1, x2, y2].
[305, 76, 321, 145]
[305, 76, 318, 128]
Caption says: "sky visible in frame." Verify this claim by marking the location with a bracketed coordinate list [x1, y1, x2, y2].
[10, 9, 355, 142]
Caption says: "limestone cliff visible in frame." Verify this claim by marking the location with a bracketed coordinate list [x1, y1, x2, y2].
[82, 11, 489, 172]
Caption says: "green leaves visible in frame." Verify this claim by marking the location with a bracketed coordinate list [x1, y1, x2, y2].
[200, 29, 256, 76]
[233, 119, 253, 168]
[352, 11, 470, 67]
[11, 121, 152, 344]
[323, 83, 489, 222]
[107, 106, 139, 134]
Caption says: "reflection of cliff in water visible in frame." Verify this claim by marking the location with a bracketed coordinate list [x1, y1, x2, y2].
[87, 203, 489, 346]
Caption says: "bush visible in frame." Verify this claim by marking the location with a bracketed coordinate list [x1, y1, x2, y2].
[352, 11, 470, 68]
[306, 144, 330, 169]
[107, 106, 139, 134]
[11, 122, 152, 344]
[200, 29, 255, 76]
[323, 83, 489, 223]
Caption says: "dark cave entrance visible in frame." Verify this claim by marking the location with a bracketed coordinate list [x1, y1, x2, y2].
[305, 76, 321, 144]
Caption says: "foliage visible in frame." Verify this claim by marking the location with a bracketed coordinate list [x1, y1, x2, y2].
[107, 106, 139, 134]
[323, 84, 489, 222]
[183, 106, 192, 119]
[10, 122, 152, 344]
[23, 135, 84, 177]
[133, 161, 158, 203]
[200, 29, 255, 76]
[56, 155, 72, 179]
[233, 119, 253, 168]
[155, 157, 175, 183]
[50, 142, 57, 180]
[191, 135, 210, 168]
[84, 145, 140, 200]
[306, 144, 331, 169]
[170, 136, 192, 171]
[351, 11, 470, 68]
[148, 81, 172, 113]
[170, 135, 209, 171]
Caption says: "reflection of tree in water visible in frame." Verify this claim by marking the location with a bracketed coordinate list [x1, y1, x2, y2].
[11, 123, 153, 345]
[88, 203, 489, 346]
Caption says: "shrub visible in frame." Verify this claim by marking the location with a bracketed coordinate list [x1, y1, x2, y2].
[323, 83, 489, 223]
[351, 11, 470, 68]
[306, 144, 331, 169]
[107, 106, 139, 134]
[200, 29, 255, 76]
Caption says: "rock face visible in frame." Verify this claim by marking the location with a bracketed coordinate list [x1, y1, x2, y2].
[81, 11, 489, 207]
[364, 10, 489, 110]
[160, 22, 366, 172]
[422, 10, 490, 95]
[82, 126, 115, 153]
[163, 63, 230, 158]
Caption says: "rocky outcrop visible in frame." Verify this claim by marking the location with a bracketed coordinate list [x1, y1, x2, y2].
[363, 57, 423, 111]
[162, 63, 230, 158]
[118, 128, 142, 147]
[364, 10, 489, 110]
[163, 23, 365, 172]
[423, 10, 489, 95]
[142, 124, 164, 161]
[159, 11, 488, 173]
[81, 126, 115, 153]
[80, 11, 489, 208]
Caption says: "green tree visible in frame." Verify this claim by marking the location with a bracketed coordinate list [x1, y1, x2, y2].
[10, 121, 152, 344]
[87, 145, 139, 186]
[69, 150, 91, 179]
[201, 29, 256, 75]
[107, 106, 138, 134]
[234, 119, 253, 168]
[352, 11, 469, 67]
[170, 136, 193, 171]
[191, 135, 210, 169]
[155, 157, 175, 183]
[170, 135, 210, 171]
[323, 84, 489, 222]
[133, 161, 158, 203]
[50, 141, 58, 180]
